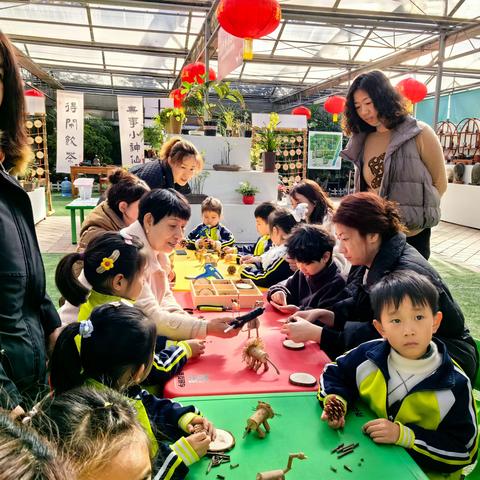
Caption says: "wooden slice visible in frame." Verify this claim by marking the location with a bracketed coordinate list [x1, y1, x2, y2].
[208, 429, 235, 452]
[236, 283, 253, 290]
[34, 119, 43, 128]
[25, 120, 34, 129]
[283, 339, 305, 350]
[289, 372, 317, 387]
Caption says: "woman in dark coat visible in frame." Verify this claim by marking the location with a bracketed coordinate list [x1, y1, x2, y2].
[284, 192, 478, 382]
[130, 136, 204, 194]
[0, 32, 61, 413]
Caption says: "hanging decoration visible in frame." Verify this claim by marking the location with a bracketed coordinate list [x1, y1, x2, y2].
[396, 78, 427, 104]
[24, 88, 46, 114]
[216, 0, 282, 60]
[291, 106, 311, 120]
[169, 88, 186, 108]
[181, 62, 216, 84]
[324, 96, 346, 123]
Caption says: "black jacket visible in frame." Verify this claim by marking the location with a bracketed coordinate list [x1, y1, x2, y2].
[267, 261, 347, 311]
[0, 168, 61, 409]
[130, 160, 191, 195]
[320, 233, 478, 382]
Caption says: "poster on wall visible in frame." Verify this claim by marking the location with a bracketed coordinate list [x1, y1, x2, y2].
[307, 131, 342, 170]
[118, 96, 144, 167]
[56, 91, 84, 173]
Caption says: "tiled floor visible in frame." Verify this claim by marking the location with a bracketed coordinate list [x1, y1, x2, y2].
[36, 215, 480, 272]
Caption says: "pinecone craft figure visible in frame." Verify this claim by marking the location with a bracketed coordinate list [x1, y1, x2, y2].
[324, 396, 345, 421]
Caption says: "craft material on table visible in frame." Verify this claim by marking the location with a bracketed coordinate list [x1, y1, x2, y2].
[175, 392, 427, 480]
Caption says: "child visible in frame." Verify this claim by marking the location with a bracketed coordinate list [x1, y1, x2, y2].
[238, 201, 276, 261]
[50, 303, 215, 480]
[240, 208, 298, 288]
[30, 386, 151, 480]
[318, 271, 478, 478]
[267, 224, 346, 311]
[186, 196, 234, 250]
[56, 232, 204, 389]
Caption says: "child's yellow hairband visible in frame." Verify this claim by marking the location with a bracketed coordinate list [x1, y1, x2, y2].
[96, 250, 120, 274]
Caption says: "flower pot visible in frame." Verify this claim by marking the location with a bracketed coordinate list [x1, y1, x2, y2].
[242, 195, 255, 205]
[244, 129, 252, 138]
[262, 151, 276, 173]
[166, 116, 182, 134]
[185, 193, 208, 204]
[204, 120, 217, 137]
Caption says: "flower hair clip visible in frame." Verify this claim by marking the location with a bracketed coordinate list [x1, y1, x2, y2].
[79, 319, 94, 338]
[119, 230, 134, 245]
[96, 250, 120, 273]
[291, 202, 308, 222]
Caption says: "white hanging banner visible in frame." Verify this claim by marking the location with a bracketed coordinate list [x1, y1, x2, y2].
[56, 91, 84, 173]
[118, 96, 144, 167]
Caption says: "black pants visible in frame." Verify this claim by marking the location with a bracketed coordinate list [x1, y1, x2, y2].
[406, 228, 431, 260]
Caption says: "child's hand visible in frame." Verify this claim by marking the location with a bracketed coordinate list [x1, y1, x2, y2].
[270, 291, 287, 306]
[321, 409, 345, 429]
[188, 416, 216, 441]
[207, 316, 240, 338]
[185, 432, 211, 458]
[240, 255, 254, 264]
[281, 318, 322, 343]
[362, 419, 400, 444]
[289, 308, 334, 326]
[185, 339, 206, 358]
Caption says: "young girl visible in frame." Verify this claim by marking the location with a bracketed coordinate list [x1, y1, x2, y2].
[30, 386, 151, 480]
[240, 207, 299, 288]
[50, 303, 214, 480]
[56, 232, 204, 388]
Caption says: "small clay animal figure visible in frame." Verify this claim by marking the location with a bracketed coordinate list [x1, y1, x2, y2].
[242, 338, 280, 375]
[453, 162, 465, 183]
[244, 401, 275, 439]
[471, 163, 480, 185]
[256, 452, 307, 479]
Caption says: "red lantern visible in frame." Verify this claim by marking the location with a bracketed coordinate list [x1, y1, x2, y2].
[324, 96, 346, 123]
[396, 78, 427, 104]
[217, 0, 281, 60]
[291, 106, 311, 119]
[169, 88, 186, 108]
[181, 62, 217, 85]
[24, 88, 44, 97]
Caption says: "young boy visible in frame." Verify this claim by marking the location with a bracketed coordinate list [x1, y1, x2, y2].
[318, 271, 478, 478]
[186, 196, 235, 250]
[267, 224, 346, 311]
[238, 202, 277, 262]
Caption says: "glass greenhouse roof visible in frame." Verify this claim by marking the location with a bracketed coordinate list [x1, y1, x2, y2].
[1, 0, 479, 109]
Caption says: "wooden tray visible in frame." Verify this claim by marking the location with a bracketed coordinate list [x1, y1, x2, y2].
[190, 278, 263, 308]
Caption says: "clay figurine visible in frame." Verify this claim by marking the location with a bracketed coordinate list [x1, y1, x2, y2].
[471, 163, 480, 185]
[244, 401, 275, 439]
[242, 338, 280, 375]
[453, 162, 465, 184]
[256, 453, 307, 480]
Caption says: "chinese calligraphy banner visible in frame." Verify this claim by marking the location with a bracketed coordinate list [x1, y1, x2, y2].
[118, 96, 144, 167]
[217, 27, 244, 81]
[56, 91, 84, 173]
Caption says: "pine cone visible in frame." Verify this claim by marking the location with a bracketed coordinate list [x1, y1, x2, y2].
[324, 397, 345, 421]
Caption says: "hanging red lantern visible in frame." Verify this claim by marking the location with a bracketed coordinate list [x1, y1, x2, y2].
[24, 88, 44, 97]
[181, 62, 217, 84]
[396, 78, 427, 104]
[291, 106, 311, 119]
[216, 0, 281, 60]
[24, 88, 46, 114]
[324, 96, 346, 123]
[169, 88, 186, 108]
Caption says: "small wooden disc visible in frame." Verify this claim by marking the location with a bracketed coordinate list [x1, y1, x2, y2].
[236, 282, 253, 290]
[289, 372, 317, 387]
[283, 339, 305, 350]
[208, 429, 235, 452]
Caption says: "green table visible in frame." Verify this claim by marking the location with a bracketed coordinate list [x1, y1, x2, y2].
[176, 392, 427, 479]
[65, 197, 99, 244]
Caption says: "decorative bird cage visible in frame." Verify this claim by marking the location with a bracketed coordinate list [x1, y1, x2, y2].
[435, 120, 457, 163]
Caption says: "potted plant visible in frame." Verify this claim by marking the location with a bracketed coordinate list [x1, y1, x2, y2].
[213, 139, 241, 171]
[256, 112, 280, 172]
[156, 108, 186, 134]
[236, 180, 259, 205]
[186, 170, 210, 204]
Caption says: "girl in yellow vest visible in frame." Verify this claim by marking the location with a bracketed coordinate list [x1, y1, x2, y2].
[50, 303, 214, 480]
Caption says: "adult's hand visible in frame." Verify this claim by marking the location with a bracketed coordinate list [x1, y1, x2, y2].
[206, 316, 240, 338]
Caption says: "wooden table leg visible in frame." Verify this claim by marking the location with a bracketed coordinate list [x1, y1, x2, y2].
[70, 209, 77, 244]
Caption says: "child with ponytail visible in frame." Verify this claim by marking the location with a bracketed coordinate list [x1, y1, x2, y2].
[55, 232, 204, 389]
[50, 303, 215, 480]
[240, 206, 304, 288]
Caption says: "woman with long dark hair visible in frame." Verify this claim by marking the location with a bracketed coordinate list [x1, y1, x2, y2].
[0, 31, 62, 413]
[341, 70, 447, 259]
